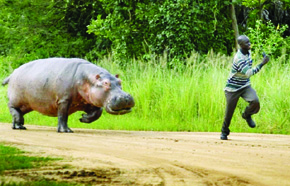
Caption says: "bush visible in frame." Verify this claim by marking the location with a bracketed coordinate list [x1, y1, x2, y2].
[246, 20, 288, 59]
[0, 0, 96, 72]
[87, 0, 234, 62]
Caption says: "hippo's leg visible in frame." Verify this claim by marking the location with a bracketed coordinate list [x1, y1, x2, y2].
[80, 106, 103, 123]
[9, 107, 26, 130]
[57, 101, 73, 133]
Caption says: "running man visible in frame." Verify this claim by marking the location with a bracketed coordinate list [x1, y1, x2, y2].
[221, 35, 270, 140]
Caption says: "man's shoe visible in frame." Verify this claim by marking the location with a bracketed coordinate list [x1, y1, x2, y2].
[242, 113, 256, 128]
[220, 133, 228, 140]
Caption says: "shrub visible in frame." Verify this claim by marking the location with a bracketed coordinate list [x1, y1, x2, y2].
[246, 20, 288, 59]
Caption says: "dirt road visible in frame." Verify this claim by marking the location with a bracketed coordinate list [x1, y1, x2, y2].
[0, 123, 289, 186]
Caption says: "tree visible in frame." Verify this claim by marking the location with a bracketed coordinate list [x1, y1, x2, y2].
[229, 0, 240, 50]
[87, 0, 234, 62]
[241, 0, 290, 27]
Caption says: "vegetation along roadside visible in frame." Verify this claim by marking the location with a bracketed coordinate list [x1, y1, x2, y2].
[0, 0, 289, 134]
[0, 143, 75, 186]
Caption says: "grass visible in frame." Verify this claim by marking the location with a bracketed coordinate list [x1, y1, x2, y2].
[0, 143, 58, 173]
[1, 181, 74, 186]
[0, 145, 49, 173]
[0, 52, 289, 134]
[0, 143, 72, 186]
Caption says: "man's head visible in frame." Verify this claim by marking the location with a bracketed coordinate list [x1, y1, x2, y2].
[237, 35, 251, 51]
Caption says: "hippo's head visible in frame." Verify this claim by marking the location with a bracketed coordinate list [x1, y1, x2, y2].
[80, 73, 135, 115]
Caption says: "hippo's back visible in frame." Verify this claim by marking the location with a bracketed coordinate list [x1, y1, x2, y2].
[7, 58, 92, 115]
[9, 58, 90, 90]
[12, 58, 89, 77]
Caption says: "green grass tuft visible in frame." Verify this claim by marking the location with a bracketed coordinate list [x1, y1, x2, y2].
[0, 144, 71, 186]
[1, 180, 75, 186]
[0, 144, 56, 174]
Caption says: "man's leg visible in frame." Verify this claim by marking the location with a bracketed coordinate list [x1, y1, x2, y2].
[221, 90, 241, 140]
[241, 86, 260, 128]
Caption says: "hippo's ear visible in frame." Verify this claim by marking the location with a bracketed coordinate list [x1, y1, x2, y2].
[88, 74, 101, 86]
[93, 74, 102, 87]
[115, 74, 119, 78]
[96, 74, 101, 80]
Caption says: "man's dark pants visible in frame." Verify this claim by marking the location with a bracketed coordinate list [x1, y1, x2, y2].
[222, 86, 260, 135]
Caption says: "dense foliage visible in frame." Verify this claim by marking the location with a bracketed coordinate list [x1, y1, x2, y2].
[87, 0, 234, 62]
[0, 0, 94, 70]
[0, 0, 289, 68]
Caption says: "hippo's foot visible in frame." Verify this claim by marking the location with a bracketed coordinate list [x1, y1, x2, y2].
[79, 113, 99, 123]
[80, 108, 103, 123]
[12, 123, 26, 130]
[79, 116, 91, 123]
[57, 127, 73, 133]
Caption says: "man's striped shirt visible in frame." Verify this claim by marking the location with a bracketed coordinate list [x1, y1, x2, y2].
[224, 50, 263, 92]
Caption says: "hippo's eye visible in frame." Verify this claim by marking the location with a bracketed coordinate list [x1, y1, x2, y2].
[103, 80, 111, 87]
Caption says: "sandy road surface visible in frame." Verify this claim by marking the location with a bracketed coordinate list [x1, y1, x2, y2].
[0, 123, 290, 186]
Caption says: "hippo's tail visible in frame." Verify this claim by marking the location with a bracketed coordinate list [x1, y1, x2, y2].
[2, 76, 10, 86]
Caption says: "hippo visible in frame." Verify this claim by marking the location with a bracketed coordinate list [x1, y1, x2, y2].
[2, 58, 135, 132]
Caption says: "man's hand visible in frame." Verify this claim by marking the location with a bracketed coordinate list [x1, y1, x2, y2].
[262, 55, 270, 65]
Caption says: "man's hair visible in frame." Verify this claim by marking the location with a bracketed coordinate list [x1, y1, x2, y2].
[237, 35, 249, 45]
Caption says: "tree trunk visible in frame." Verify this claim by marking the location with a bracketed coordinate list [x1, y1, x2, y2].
[229, 3, 239, 51]
[259, 0, 263, 20]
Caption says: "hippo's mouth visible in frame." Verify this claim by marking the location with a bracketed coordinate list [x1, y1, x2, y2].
[105, 105, 132, 115]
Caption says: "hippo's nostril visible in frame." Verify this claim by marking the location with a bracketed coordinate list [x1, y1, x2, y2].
[109, 96, 117, 105]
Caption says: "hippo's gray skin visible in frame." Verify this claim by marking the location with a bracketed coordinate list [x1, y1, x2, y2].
[2, 58, 135, 133]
